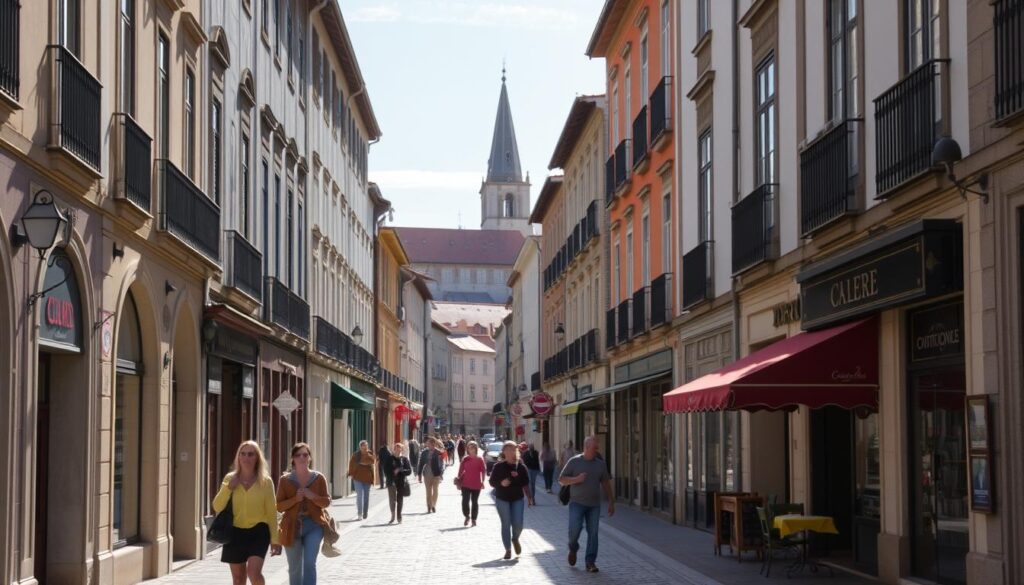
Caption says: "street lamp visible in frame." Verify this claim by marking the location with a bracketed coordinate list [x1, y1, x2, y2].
[931, 136, 989, 204]
[351, 325, 364, 346]
[11, 191, 68, 257]
[554, 322, 565, 343]
[570, 373, 580, 400]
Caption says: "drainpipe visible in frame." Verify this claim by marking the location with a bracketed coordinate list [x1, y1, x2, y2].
[730, 0, 745, 493]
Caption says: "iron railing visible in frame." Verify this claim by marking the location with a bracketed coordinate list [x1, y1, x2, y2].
[614, 140, 631, 190]
[650, 76, 673, 143]
[0, 0, 19, 99]
[606, 307, 617, 349]
[531, 371, 541, 391]
[682, 241, 712, 309]
[800, 119, 860, 235]
[873, 59, 947, 195]
[617, 299, 632, 344]
[732, 183, 777, 274]
[605, 156, 616, 204]
[632, 287, 648, 337]
[113, 113, 153, 212]
[650, 272, 673, 327]
[157, 159, 221, 262]
[49, 45, 101, 169]
[633, 106, 648, 167]
[543, 199, 603, 292]
[264, 277, 310, 340]
[226, 230, 262, 301]
[995, 0, 1024, 119]
[586, 200, 599, 238]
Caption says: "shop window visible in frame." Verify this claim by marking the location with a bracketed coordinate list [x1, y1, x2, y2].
[113, 292, 142, 546]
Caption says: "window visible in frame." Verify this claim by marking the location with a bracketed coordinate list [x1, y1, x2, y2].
[262, 0, 268, 35]
[504, 194, 515, 217]
[184, 70, 196, 178]
[297, 198, 304, 295]
[642, 213, 650, 286]
[829, 0, 859, 120]
[113, 292, 142, 545]
[470, 385, 476, 402]
[698, 130, 712, 241]
[210, 98, 222, 203]
[286, 188, 294, 287]
[240, 135, 251, 238]
[274, 0, 281, 55]
[311, 30, 320, 100]
[661, 1, 671, 78]
[905, 0, 939, 71]
[274, 173, 281, 277]
[119, 0, 134, 115]
[640, 31, 649, 102]
[614, 238, 621, 305]
[483, 386, 489, 402]
[483, 360, 489, 375]
[261, 160, 269, 269]
[626, 226, 634, 293]
[625, 67, 632, 138]
[286, 0, 292, 70]
[298, 30, 304, 89]
[661, 194, 671, 274]
[470, 358, 476, 374]
[755, 56, 776, 188]
[611, 82, 619, 145]
[454, 384, 463, 401]
[698, 0, 710, 38]
[157, 33, 169, 158]
[60, 0, 80, 56]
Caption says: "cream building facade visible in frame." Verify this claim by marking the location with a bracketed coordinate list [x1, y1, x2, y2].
[448, 335, 498, 436]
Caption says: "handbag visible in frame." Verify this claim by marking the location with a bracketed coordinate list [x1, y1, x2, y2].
[558, 484, 571, 506]
[320, 510, 341, 557]
[401, 480, 411, 498]
[208, 496, 234, 543]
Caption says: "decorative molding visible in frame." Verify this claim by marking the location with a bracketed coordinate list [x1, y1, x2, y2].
[686, 69, 716, 102]
[632, 6, 649, 28]
[158, 0, 185, 12]
[239, 69, 256, 106]
[180, 11, 208, 46]
[738, 0, 778, 29]
[210, 26, 231, 68]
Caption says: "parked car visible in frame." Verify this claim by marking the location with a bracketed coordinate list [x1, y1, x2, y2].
[484, 442, 503, 474]
[481, 433, 496, 445]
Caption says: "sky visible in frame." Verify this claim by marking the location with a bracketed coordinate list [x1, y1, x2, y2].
[344, 1, 606, 229]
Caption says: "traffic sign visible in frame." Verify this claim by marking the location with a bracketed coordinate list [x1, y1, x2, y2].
[530, 392, 553, 416]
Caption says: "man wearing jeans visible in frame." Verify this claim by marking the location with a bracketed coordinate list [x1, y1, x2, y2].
[559, 436, 614, 573]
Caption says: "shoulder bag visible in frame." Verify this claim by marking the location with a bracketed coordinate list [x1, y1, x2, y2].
[208, 495, 234, 543]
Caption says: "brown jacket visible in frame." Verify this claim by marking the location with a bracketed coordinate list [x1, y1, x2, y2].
[348, 451, 377, 485]
[276, 471, 332, 547]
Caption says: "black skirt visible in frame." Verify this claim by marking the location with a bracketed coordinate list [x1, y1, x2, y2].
[221, 523, 271, 564]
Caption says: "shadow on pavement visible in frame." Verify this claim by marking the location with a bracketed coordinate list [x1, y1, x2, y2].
[472, 558, 520, 569]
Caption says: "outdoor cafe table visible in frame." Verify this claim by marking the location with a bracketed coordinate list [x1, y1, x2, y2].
[772, 514, 839, 576]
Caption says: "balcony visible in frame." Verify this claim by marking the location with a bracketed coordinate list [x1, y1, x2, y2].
[606, 307, 617, 349]
[873, 59, 948, 195]
[605, 156, 616, 204]
[586, 200, 599, 239]
[264, 277, 310, 340]
[650, 272, 673, 327]
[48, 45, 101, 170]
[995, 0, 1024, 120]
[112, 113, 153, 212]
[800, 119, 861, 236]
[225, 231, 263, 301]
[732, 183, 777, 274]
[614, 140, 631, 191]
[617, 299, 632, 344]
[650, 76, 673, 147]
[632, 106, 649, 170]
[585, 329, 598, 362]
[531, 371, 541, 391]
[632, 287, 648, 337]
[0, 0, 19, 99]
[682, 242, 712, 309]
[157, 159, 221, 262]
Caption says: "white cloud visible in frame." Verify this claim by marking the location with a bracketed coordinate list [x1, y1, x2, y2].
[370, 169, 482, 191]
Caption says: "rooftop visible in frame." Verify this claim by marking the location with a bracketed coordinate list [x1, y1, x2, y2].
[395, 227, 525, 266]
[447, 335, 497, 354]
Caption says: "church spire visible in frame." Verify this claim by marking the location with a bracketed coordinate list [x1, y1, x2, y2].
[486, 67, 523, 183]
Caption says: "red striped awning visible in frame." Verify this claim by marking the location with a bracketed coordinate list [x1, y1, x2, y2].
[663, 318, 878, 413]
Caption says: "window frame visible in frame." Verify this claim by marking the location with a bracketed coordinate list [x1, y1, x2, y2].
[184, 67, 196, 178]
[157, 32, 170, 159]
[754, 55, 777, 190]
[698, 129, 713, 242]
[240, 133, 251, 239]
[210, 97, 222, 204]
[119, 0, 135, 116]
[661, 194, 671, 275]
[698, 0, 710, 38]
[828, 0, 860, 121]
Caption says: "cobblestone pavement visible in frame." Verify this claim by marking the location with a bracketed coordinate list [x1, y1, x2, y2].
[152, 467, 718, 585]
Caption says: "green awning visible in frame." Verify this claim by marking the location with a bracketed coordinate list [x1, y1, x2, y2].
[331, 382, 374, 411]
[559, 370, 671, 415]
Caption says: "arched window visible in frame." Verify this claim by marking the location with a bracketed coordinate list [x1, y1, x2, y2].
[114, 291, 143, 545]
[503, 194, 515, 218]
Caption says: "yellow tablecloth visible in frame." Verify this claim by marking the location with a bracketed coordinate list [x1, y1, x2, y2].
[772, 514, 839, 538]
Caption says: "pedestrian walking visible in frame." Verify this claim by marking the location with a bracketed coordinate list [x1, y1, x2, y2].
[488, 441, 533, 560]
[522, 443, 541, 501]
[559, 436, 615, 573]
[347, 440, 376, 520]
[408, 438, 421, 470]
[417, 437, 445, 513]
[560, 440, 576, 473]
[445, 436, 456, 465]
[277, 443, 332, 585]
[385, 443, 413, 524]
[376, 443, 390, 489]
[457, 440, 486, 526]
[212, 441, 281, 585]
[456, 436, 467, 460]
[541, 442, 558, 493]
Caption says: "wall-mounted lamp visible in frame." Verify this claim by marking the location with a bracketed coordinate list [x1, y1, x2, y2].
[11, 190, 68, 257]
[351, 325, 364, 346]
[931, 136, 989, 204]
[165, 280, 178, 296]
[569, 373, 579, 391]
[112, 242, 125, 260]
[202, 319, 218, 352]
[554, 323, 565, 343]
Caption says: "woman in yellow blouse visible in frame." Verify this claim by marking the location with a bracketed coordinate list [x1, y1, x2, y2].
[213, 440, 282, 584]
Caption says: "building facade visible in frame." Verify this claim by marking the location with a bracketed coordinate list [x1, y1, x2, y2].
[427, 320, 454, 434]
[448, 336, 498, 436]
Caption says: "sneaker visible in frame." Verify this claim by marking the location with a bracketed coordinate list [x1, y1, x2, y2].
[586, 563, 599, 573]
[503, 550, 512, 560]
[568, 550, 577, 566]
[513, 539, 521, 555]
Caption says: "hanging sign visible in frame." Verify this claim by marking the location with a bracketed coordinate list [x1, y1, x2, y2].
[242, 366, 255, 399]
[273, 390, 301, 417]
[38, 251, 82, 352]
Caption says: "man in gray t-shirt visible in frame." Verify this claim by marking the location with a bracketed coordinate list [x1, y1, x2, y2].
[559, 436, 615, 572]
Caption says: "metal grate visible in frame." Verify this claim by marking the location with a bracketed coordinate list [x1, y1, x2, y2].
[995, 0, 1024, 119]
[800, 119, 860, 235]
[731, 183, 776, 274]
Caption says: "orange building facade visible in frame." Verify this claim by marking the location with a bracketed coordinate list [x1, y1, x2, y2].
[587, 0, 677, 518]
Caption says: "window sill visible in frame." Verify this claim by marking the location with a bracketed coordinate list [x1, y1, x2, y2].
[261, 30, 271, 50]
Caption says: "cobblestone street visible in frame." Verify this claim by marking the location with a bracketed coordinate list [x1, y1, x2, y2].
[151, 468, 870, 585]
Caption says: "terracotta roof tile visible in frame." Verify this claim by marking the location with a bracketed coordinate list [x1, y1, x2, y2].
[395, 227, 525, 266]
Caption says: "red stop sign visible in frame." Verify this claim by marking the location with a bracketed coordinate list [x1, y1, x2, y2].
[530, 392, 553, 416]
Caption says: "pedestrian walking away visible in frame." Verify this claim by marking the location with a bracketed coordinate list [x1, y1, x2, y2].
[385, 442, 413, 523]
[445, 436, 456, 466]
[540, 442, 558, 493]
[277, 443, 333, 585]
[212, 441, 282, 585]
[457, 440, 486, 527]
[488, 441, 533, 560]
[560, 440, 576, 474]
[417, 437, 445, 513]
[522, 443, 541, 501]
[559, 436, 615, 573]
[456, 436, 466, 460]
[376, 443, 391, 489]
[347, 440, 377, 520]
[408, 438, 421, 470]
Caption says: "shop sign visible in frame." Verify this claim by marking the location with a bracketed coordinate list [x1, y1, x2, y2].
[799, 220, 962, 330]
[530, 392, 553, 417]
[212, 326, 259, 365]
[910, 301, 963, 363]
[242, 366, 255, 398]
[614, 349, 672, 384]
[772, 298, 801, 328]
[208, 357, 223, 395]
[38, 252, 82, 352]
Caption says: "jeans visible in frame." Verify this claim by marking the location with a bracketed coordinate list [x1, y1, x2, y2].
[461, 488, 481, 520]
[423, 474, 441, 510]
[568, 502, 601, 564]
[494, 497, 525, 551]
[285, 516, 323, 585]
[527, 468, 541, 500]
[387, 484, 405, 519]
[353, 480, 371, 518]
[542, 465, 555, 490]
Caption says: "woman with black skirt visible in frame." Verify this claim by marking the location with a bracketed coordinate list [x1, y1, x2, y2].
[386, 443, 413, 523]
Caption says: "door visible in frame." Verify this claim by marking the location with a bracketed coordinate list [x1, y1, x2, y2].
[910, 368, 968, 585]
[34, 354, 51, 584]
[630, 390, 642, 506]
[810, 407, 854, 555]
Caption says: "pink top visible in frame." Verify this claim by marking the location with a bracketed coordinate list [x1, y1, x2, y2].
[458, 456, 486, 490]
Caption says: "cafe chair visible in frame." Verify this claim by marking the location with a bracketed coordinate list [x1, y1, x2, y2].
[756, 506, 803, 577]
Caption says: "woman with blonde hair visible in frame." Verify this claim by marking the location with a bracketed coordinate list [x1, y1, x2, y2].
[277, 443, 332, 585]
[213, 441, 281, 585]
[488, 441, 533, 559]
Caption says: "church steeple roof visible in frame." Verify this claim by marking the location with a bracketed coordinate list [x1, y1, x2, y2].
[486, 67, 523, 183]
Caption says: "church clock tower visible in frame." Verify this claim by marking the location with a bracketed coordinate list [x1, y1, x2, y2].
[480, 69, 531, 236]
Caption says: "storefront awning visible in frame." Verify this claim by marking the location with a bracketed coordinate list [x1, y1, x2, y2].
[331, 382, 374, 411]
[560, 370, 671, 415]
[663, 318, 878, 413]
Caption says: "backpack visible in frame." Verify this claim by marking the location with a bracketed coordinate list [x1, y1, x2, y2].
[429, 450, 444, 477]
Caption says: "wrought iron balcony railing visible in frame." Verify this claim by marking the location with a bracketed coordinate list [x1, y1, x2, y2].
[112, 113, 153, 212]
[800, 119, 861, 235]
[49, 45, 101, 169]
[226, 231, 263, 301]
[264, 277, 310, 340]
[605, 156, 616, 204]
[632, 106, 648, 168]
[614, 140, 631, 190]
[650, 76, 673, 143]
[995, 0, 1024, 119]
[157, 159, 221, 262]
[732, 183, 777, 274]
[632, 286, 648, 337]
[606, 307, 617, 349]
[617, 298, 632, 344]
[650, 272, 673, 327]
[0, 0, 19, 99]
[682, 242, 712, 309]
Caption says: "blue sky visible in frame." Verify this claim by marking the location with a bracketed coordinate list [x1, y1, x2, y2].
[344, 1, 606, 228]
